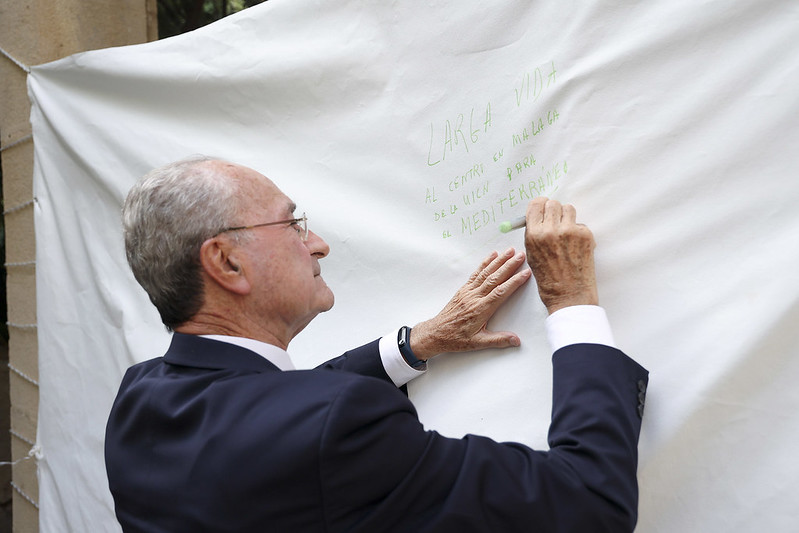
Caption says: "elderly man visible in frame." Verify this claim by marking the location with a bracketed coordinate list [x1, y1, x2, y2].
[105, 156, 648, 532]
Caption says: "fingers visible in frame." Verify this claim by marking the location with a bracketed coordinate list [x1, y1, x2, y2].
[471, 248, 529, 297]
[470, 248, 513, 287]
[543, 199, 563, 228]
[415, 198, 591, 358]
[481, 266, 531, 317]
[522, 198, 599, 314]
[527, 197, 577, 227]
[469, 252, 531, 338]
[414, 249, 531, 357]
[467, 250, 500, 285]
[526, 196, 547, 225]
[561, 203, 577, 225]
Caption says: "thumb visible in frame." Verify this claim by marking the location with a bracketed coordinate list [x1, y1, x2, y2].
[471, 329, 521, 350]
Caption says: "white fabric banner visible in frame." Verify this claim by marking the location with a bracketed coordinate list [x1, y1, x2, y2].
[28, 0, 799, 531]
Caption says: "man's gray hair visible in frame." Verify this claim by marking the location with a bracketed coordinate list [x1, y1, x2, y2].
[122, 156, 240, 330]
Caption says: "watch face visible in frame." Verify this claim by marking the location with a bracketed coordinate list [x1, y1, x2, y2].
[398, 326, 422, 367]
[399, 326, 409, 346]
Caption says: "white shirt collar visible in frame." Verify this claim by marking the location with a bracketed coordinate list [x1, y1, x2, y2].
[200, 335, 296, 371]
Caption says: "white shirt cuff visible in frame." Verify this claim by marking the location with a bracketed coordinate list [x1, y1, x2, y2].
[545, 305, 617, 353]
[379, 329, 426, 387]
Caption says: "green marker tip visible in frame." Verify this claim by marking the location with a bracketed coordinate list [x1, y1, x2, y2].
[499, 216, 527, 234]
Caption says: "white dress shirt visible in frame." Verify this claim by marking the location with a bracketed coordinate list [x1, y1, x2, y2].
[201, 335, 296, 370]
[203, 305, 616, 388]
[381, 304, 616, 387]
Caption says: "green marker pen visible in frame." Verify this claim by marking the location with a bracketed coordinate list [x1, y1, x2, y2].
[499, 216, 526, 233]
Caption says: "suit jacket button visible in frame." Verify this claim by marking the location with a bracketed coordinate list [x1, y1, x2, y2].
[638, 379, 647, 393]
[637, 403, 645, 418]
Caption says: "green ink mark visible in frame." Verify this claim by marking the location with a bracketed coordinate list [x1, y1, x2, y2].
[425, 187, 438, 204]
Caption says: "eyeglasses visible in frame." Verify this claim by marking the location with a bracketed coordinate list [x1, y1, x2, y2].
[215, 213, 308, 241]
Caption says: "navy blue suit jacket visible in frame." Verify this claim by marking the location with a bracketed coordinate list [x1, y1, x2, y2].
[105, 333, 648, 532]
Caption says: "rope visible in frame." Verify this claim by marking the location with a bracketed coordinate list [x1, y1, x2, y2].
[0, 444, 42, 467]
[6, 322, 37, 331]
[10, 429, 36, 447]
[0, 133, 32, 153]
[2, 445, 43, 509]
[8, 363, 39, 387]
[2, 199, 35, 215]
[0, 45, 31, 73]
[11, 481, 39, 510]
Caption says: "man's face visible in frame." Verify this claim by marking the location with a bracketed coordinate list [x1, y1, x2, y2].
[228, 164, 334, 341]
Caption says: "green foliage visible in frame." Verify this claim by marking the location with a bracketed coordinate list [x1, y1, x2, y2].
[158, 0, 269, 39]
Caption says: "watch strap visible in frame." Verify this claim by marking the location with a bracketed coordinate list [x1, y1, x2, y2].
[398, 326, 426, 370]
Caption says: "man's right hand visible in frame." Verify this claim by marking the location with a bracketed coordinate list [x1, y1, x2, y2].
[524, 197, 599, 315]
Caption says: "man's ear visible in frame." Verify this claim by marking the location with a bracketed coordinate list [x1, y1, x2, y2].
[199, 237, 252, 295]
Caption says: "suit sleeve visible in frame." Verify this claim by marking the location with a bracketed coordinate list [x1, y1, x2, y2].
[316, 339, 392, 381]
[316, 344, 648, 533]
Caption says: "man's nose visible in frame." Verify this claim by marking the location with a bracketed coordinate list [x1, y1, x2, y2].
[305, 230, 330, 258]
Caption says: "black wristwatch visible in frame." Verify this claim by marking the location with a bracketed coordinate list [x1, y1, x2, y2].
[398, 326, 426, 370]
